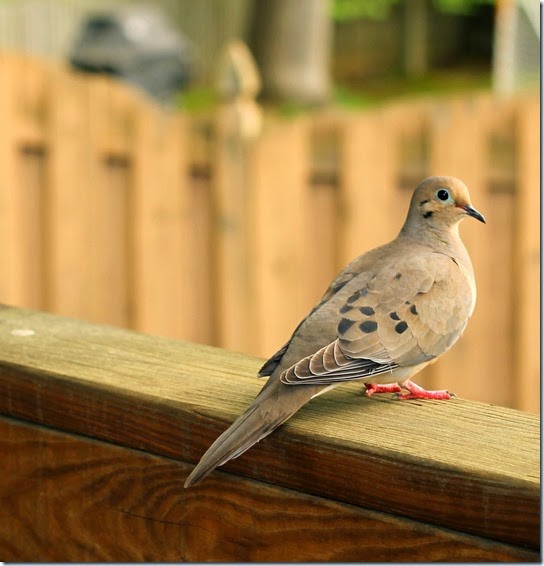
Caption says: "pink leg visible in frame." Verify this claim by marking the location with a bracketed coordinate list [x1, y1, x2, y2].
[365, 382, 402, 397]
[365, 380, 454, 400]
[396, 380, 453, 400]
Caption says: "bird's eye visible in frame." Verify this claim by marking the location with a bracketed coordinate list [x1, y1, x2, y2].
[436, 188, 451, 202]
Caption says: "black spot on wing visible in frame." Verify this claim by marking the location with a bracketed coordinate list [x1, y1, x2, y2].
[359, 306, 374, 316]
[394, 273, 402, 280]
[410, 304, 418, 315]
[339, 304, 353, 314]
[360, 320, 378, 333]
[395, 321, 408, 334]
[390, 311, 400, 321]
[346, 294, 358, 305]
[347, 288, 368, 304]
[339, 318, 356, 334]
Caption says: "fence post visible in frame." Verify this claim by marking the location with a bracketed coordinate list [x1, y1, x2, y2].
[212, 40, 262, 352]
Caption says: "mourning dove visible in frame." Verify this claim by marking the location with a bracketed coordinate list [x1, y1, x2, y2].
[185, 175, 485, 487]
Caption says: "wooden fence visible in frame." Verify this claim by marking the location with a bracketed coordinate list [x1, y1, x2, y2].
[0, 52, 539, 412]
[0, 305, 540, 561]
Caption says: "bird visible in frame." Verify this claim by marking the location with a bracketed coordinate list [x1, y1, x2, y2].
[184, 175, 485, 487]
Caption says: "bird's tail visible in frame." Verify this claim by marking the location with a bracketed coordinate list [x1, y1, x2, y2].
[184, 379, 320, 487]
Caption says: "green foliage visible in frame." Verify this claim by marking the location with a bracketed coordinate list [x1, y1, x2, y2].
[331, 84, 375, 108]
[331, 0, 495, 21]
[331, 0, 399, 21]
[175, 87, 218, 113]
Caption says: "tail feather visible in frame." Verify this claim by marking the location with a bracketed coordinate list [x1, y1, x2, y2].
[184, 380, 322, 487]
[183, 407, 278, 487]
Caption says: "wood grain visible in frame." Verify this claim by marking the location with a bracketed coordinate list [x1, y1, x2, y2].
[1, 417, 538, 562]
[1, 417, 186, 562]
[0, 305, 539, 551]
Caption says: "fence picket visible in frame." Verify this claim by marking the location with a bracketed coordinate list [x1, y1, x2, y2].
[46, 63, 93, 319]
[338, 110, 400, 267]
[130, 97, 187, 339]
[251, 118, 311, 356]
[513, 96, 540, 412]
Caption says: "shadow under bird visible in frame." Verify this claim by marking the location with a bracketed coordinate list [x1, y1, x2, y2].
[184, 175, 486, 487]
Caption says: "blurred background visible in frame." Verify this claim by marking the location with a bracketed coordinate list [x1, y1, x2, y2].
[0, 0, 539, 412]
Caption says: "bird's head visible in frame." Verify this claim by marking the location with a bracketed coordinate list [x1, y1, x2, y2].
[407, 176, 486, 232]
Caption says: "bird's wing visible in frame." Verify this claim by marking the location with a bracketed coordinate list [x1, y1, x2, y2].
[281, 253, 474, 385]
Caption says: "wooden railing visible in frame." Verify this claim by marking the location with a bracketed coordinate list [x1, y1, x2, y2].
[0, 305, 539, 561]
[0, 52, 539, 412]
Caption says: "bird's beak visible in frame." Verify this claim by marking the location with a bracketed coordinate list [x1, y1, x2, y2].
[462, 204, 486, 224]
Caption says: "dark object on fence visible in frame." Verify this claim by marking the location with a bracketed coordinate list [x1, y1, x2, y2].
[68, 5, 195, 103]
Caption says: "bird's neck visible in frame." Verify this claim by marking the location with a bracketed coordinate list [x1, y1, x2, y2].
[399, 220, 464, 253]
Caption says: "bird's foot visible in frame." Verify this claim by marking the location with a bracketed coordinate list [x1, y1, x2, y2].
[365, 380, 455, 400]
[395, 380, 455, 400]
[365, 382, 402, 396]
